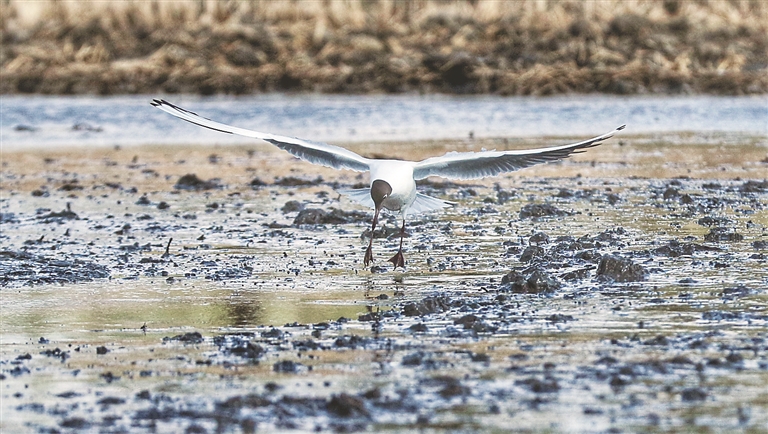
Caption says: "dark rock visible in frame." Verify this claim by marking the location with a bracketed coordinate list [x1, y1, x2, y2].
[96, 346, 109, 355]
[596, 255, 646, 282]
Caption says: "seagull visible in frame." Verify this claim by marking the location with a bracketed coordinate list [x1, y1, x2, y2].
[151, 99, 625, 269]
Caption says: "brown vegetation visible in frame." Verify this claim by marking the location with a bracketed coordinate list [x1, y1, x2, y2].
[2, 0, 767, 95]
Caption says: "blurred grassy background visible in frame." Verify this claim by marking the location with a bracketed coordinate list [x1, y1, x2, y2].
[2, 0, 766, 95]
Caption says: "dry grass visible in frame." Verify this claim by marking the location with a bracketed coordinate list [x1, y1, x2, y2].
[1, 0, 766, 95]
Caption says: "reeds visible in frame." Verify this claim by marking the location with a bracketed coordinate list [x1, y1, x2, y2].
[1, 0, 766, 95]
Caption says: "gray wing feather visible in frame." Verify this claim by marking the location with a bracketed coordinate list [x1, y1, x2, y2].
[412, 125, 625, 180]
[151, 99, 370, 172]
[338, 187, 374, 209]
[407, 193, 455, 216]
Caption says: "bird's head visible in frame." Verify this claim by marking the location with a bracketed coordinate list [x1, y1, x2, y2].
[370, 179, 392, 207]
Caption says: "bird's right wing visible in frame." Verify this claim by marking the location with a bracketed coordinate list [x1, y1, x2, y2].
[151, 99, 371, 172]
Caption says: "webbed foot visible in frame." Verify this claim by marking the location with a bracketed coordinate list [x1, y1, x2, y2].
[388, 250, 405, 269]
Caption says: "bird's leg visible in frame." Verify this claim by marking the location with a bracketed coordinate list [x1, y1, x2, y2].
[364, 207, 381, 267]
[388, 218, 406, 269]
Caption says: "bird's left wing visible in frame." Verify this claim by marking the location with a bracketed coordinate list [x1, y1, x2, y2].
[412, 125, 625, 180]
[151, 99, 371, 172]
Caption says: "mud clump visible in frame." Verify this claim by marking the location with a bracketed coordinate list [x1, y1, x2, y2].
[214, 334, 265, 361]
[163, 332, 204, 344]
[293, 208, 369, 226]
[281, 200, 305, 213]
[326, 393, 369, 418]
[273, 360, 306, 373]
[274, 176, 324, 187]
[519, 203, 572, 219]
[704, 227, 744, 242]
[596, 255, 646, 282]
[652, 239, 721, 257]
[739, 180, 768, 194]
[519, 246, 546, 263]
[37, 208, 79, 222]
[402, 296, 451, 317]
[0, 250, 109, 287]
[500, 268, 561, 294]
[174, 174, 221, 191]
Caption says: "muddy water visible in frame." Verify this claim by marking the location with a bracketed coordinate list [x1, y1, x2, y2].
[1, 133, 767, 432]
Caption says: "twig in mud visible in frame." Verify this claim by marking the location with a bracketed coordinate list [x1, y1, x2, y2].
[162, 238, 172, 258]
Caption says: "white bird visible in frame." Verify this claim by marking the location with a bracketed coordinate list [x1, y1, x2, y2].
[151, 99, 625, 269]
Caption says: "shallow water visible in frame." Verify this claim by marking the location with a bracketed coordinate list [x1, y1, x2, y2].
[2, 94, 767, 149]
[1, 100, 767, 431]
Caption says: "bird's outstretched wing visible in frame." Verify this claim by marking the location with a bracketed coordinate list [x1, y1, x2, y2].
[151, 99, 371, 172]
[412, 125, 625, 180]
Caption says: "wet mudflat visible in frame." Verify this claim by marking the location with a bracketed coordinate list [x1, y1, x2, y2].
[1, 133, 767, 432]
